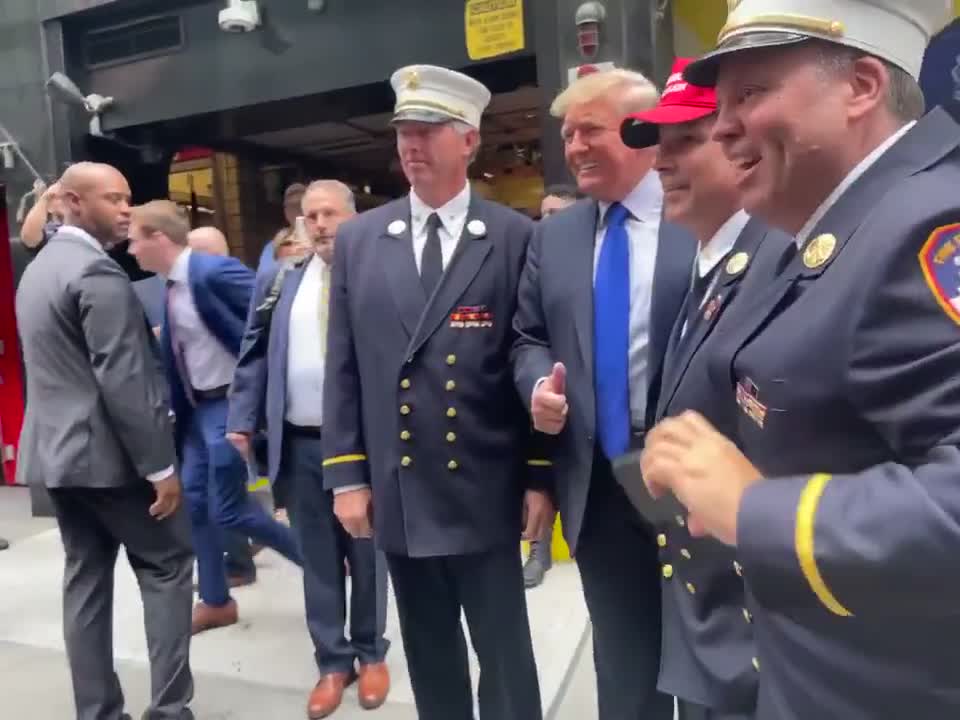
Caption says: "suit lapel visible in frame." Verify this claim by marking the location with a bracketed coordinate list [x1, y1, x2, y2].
[407, 194, 493, 357]
[570, 200, 599, 378]
[272, 262, 307, 403]
[647, 219, 696, 418]
[380, 201, 425, 339]
[659, 219, 767, 415]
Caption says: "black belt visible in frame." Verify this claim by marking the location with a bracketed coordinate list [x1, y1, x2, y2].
[192, 385, 229, 401]
[284, 422, 323, 438]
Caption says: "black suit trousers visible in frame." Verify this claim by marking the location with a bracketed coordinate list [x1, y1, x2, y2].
[386, 546, 542, 720]
[576, 453, 675, 720]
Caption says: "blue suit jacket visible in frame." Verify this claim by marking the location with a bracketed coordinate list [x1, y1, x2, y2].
[161, 251, 255, 452]
[227, 259, 308, 483]
[512, 196, 697, 553]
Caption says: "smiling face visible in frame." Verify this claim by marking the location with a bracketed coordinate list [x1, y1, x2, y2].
[561, 92, 655, 203]
[712, 43, 863, 233]
[655, 114, 743, 242]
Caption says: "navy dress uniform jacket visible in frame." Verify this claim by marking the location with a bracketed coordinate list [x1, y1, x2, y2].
[708, 107, 960, 719]
[654, 218, 791, 714]
[321, 193, 551, 558]
[511, 197, 696, 553]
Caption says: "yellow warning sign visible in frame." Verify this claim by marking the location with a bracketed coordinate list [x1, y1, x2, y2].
[465, 0, 525, 61]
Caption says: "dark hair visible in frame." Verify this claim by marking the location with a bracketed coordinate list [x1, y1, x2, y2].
[543, 184, 580, 201]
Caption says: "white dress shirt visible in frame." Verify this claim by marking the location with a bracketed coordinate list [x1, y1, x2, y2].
[285, 255, 329, 427]
[595, 171, 664, 428]
[165, 248, 236, 391]
[795, 121, 916, 247]
[58, 224, 174, 484]
[410, 182, 471, 272]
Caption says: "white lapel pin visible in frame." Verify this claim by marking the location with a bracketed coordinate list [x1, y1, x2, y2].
[467, 219, 486, 237]
[387, 220, 407, 236]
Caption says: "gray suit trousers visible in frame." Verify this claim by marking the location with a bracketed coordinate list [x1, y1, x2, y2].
[50, 485, 195, 720]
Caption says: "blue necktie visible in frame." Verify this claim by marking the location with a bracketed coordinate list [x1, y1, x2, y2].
[594, 202, 631, 459]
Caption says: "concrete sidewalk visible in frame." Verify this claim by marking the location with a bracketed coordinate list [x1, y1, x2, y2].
[0, 486, 595, 719]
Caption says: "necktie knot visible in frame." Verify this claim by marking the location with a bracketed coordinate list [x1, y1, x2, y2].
[426, 212, 443, 232]
[605, 202, 630, 228]
[165, 279, 175, 289]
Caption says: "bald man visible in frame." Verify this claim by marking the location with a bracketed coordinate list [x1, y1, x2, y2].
[15, 162, 195, 720]
[187, 226, 229, 256]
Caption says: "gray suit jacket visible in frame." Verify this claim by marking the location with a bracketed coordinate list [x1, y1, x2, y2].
[15, 229, 176, 489]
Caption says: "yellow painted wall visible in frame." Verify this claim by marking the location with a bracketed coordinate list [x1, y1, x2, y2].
[673, 0, 960, 56]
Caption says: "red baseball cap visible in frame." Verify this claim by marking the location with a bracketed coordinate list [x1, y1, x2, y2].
[620, 57, 718, 149]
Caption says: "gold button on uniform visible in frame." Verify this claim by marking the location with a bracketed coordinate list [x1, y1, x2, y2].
[662, 564, 674, 579]
[401, 456, 412, 467]
[752, 657, 760, 672]
[400, 378, 411, 389]
[446, 354, 457, 366]
[686, 582, 696, 595]
[734, 561, 743, 577]
[445, 380, 456, 391]
[446, 432, 457, 443]
[743, 608, 753, 623]
[400, 430, 411, 441]
[447, 407, 457, 418]
[447, 460, 459, 471]
[400, 404, 411, 415]
[680, 549, 691, 560]
[656, 534, 667, 547]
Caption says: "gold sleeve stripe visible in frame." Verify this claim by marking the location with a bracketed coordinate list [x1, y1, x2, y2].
[795, 473, 854, 617]
[322, 454, 368, 468]
[527, 459, 553, 467]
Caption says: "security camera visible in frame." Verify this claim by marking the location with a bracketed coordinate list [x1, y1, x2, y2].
[219, 0, 261, 32]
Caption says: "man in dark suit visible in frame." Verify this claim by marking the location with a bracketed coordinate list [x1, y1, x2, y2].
[643, 2, 960, 719]
[512, 68, 696, 720]
[15, 162, 194, 720]
[127, 200, 301, 635]
[620, 57, 791, 720]
[323, 64, 554, 720]
[228, 180, 391, 719]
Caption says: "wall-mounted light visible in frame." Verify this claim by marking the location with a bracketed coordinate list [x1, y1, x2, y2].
[46, 72, 115, 137]
[575, 2, 607, 60]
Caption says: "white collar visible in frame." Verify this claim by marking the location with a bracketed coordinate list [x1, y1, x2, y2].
[410, 182, 471, 232]
[698, 210, 751, 278]
[598, 171, 663, 225]
[795, 121, 916, 247]
[56, 225, 106, 254]
[167, 247, 192, 284]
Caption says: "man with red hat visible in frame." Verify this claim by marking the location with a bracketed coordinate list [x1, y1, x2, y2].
[619, 57, 790, 720]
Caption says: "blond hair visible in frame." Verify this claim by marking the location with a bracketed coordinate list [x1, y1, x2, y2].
[130, 200, 190, 246]
[550, 68, 659, 118]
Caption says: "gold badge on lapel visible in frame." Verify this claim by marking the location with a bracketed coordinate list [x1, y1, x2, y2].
[735, 378, 767, 428]
[725, 251, 750, 276]
[803, 233, 837, 269]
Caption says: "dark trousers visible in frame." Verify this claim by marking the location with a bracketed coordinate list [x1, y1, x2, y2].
[576, 454, 674, 720]
[180, 396, 301, 606]
[387, 547, 542, 720]
[50, 485, 195, 720]
[224, 531, 255, 578]
[678, 702, 754, 720]
[281, 429, 389, 674]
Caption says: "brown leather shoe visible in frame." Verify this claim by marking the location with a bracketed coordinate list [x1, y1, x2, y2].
[191, 598, 238, 635]
[307, 670, 357, 719]
[357, 662, 390, 710]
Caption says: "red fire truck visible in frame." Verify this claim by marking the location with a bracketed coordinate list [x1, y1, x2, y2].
[0, 185, 25, 485]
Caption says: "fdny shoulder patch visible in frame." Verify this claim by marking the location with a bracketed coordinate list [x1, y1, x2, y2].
[918, 222, 960, 326]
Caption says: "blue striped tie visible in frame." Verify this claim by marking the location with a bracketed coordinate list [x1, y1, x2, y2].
[594, 202, 631, 458]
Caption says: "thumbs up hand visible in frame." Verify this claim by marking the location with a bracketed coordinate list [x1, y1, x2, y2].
[532, 362, 569, 435]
